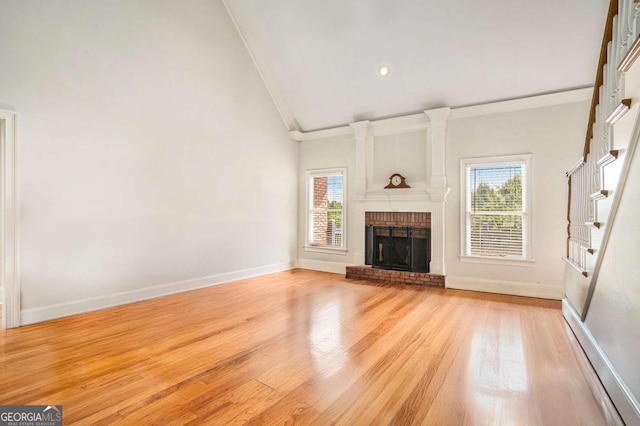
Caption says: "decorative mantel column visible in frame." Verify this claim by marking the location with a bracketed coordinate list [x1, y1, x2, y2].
[349, 120, 373, 193]
[424, 107, 451, 194]
[424, 107, 451, 274]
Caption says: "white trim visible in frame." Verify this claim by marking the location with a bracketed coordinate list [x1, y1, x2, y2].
[289, 113, 433, 142]
[562, 299, 639, 425]
[295, 258, 347, 274]
[424, 107, 451, 190]
[449, 87, 592, 120]
[289, 126, 353, 142]
[459, 154, 533, 262]
[567, 157, 586, 176]
[0, 285, 3, 304]
[222, 0, 298, 131]
[289, 88, 593, 141]
[303, 245, 348, 255]
[352, 188, 432, 203]
[371, 113, 431, 137]
[350, 121, 371, 193]
[0, 108, 20, 329]
[563, 256, 588, 275]
[20, 261, 295, 326]
[459, 255, 535, 267]
[447, 276, 564, 300]
[305, 168, 347, 250]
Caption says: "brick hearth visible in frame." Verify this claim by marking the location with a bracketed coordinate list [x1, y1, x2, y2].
[346, 265, 445, 287]
[365, 211, 430, 227]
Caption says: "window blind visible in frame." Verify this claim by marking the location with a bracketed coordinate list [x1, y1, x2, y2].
[467, 164, 524, 258]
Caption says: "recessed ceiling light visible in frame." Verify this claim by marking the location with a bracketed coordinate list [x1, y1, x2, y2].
[378, 65, 390, 77]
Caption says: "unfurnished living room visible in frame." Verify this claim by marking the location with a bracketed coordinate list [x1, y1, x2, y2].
[1, 0, 639, 425]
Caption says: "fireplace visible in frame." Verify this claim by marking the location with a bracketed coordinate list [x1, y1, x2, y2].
[365, 226, 430, 272]
[346, 211, 444, 287]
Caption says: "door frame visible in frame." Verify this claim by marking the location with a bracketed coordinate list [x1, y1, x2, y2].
[1, 108, 20, 328]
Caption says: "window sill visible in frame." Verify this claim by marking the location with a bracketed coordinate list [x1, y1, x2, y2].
[458, 255, 535, 267]
[304, 245, 348, 255]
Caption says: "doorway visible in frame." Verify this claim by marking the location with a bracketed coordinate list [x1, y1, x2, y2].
[1, 108, 19, 328]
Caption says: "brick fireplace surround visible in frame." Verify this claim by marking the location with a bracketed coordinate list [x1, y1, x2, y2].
[346, 212, 445, 287]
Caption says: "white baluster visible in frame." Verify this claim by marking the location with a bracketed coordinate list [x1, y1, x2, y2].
[589, 158, 596, 224]
[622, 0, 635, 51]
[594, 100, 602, 158]
[620, 0, 630, 52]
[609, 27, 621, 109]
[634, 0, 640, 45]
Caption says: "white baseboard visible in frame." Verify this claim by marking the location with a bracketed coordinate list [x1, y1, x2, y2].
[563, 299, 639, 425]
[446, 276, 564, 300]
[295, 258, 347, 274]
[20, 261, 295, 326]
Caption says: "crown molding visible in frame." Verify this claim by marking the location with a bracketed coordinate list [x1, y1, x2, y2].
[370, 113, 430, 136]
[289, 113, 434, 141]
[448, 87, 593, 120]
[349, 120, 372, 133]
[424, 107, 452, 122]
[223, 0, 299, 131]
[288, 126, 353, 142]
[290, 88, 593, 141]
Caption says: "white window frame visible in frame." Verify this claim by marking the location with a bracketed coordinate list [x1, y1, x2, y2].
[304, 168, 347, 254]
[459, 154, 534, 266]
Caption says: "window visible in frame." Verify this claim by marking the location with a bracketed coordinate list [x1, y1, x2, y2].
[460, 155, 532, 263]
[307, 169, 346, 251]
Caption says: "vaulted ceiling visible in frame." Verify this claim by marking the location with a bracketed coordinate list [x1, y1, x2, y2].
[224, 0, 608, 132]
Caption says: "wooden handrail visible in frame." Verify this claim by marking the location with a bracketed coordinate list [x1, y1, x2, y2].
[584, 0, 619, 161]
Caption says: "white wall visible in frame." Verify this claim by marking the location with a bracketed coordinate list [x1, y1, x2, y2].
[583, 113, 640, 409]
[445, 102, 588, 290]
[0, 0, 297, 316]
[373, 131, 427, 185]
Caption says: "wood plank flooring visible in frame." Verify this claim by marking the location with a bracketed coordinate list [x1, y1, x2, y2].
[0, 269, 622, 425]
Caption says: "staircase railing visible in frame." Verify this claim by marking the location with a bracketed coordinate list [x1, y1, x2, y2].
[566, 159, 593, 275]
[566, 0, 640, 273]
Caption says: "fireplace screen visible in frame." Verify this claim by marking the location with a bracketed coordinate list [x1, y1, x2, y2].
[365, 226, 430, 272]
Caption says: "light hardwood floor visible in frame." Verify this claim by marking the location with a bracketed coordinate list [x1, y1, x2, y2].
[0, 270, 622, 425]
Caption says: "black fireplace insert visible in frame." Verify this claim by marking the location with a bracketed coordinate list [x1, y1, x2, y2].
[365, 225, 430, 272]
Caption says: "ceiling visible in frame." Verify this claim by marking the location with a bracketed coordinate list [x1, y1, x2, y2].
[225, 0, 608, 132]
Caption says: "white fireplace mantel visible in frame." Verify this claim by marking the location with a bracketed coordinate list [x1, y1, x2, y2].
[349, 107, 451, 275]
[352, 187, 450, 203]
[349, 107, 451, 195]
